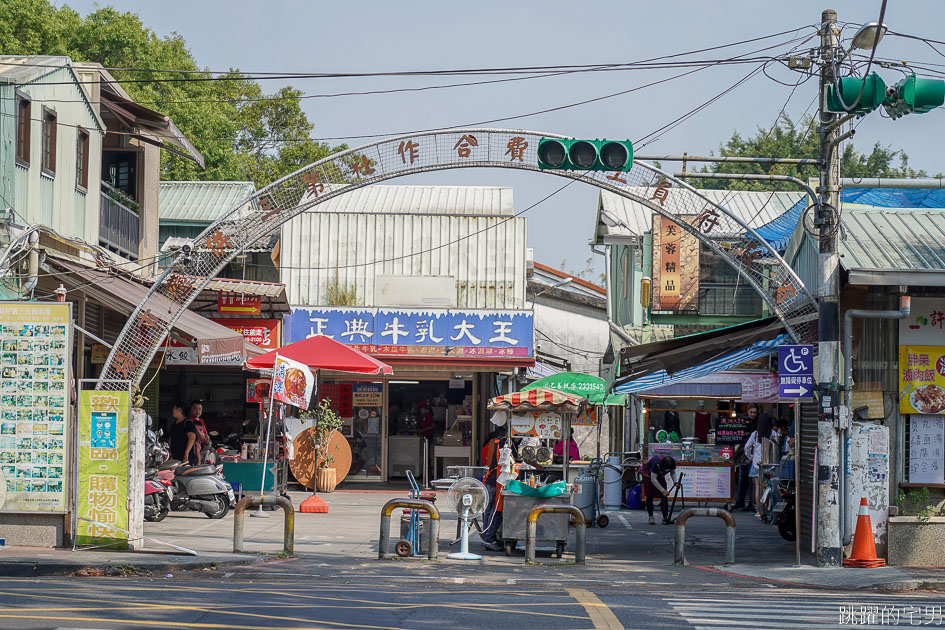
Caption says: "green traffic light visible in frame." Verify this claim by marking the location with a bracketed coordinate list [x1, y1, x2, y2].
[826, 72, 886, 116]
[537, 138, 633, 172]
[883, 73, 945, 119]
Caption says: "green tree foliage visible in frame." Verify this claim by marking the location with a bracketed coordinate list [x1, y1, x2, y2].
[0, 0, 343, 188]
[697, 115, 934, 190]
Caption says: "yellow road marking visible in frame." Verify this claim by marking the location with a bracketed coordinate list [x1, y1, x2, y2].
[567, 588, 623, 630]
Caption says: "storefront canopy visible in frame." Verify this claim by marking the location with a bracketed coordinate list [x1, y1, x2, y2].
[48, 258, 248, 364]
[618, 316, 784, 383]
[615, 334, 789, 395]
[522, 372, 626, 406]
[245, 334, 393, 375]
[488, 387, 586, 413]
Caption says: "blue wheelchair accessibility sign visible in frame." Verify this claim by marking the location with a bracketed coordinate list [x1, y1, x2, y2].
[778, 344, 814, 399]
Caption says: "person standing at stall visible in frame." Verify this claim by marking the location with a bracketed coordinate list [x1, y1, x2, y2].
[641, 455, 678, 525]
[189, 401, 211, 463]
[480, 426, 508, 552]
[168, 402, 198, 466]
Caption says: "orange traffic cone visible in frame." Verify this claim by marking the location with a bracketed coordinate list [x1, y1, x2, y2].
[843, 497, 886, 568]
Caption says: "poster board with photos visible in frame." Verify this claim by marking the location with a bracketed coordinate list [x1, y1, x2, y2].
[0, 302, 72, 513]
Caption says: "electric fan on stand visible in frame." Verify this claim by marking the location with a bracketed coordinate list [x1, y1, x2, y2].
[446, 477, 489, 560]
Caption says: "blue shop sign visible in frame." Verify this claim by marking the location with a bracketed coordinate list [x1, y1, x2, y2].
[285, 307, 533, 358]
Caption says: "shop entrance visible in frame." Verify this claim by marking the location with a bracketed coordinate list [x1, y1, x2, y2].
[387, 379, 473, 480]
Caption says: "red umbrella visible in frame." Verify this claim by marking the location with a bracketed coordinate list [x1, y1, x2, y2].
[245, 335, 393, 375]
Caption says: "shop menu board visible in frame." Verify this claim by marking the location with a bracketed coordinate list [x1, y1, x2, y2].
[678, 464, 733, 500]
[715, 417, 749, 444]
[320, 383, 353, 418]
[0, 302, 71, 513]
[510, 412, 562, 439]
[909, 415, 945, 484]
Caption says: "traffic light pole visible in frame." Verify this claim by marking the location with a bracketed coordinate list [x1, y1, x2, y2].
[816, 7, 842, 568]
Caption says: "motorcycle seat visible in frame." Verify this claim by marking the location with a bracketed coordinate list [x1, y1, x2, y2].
[159, 460, 181, 471]
[175, 464, 218, 476]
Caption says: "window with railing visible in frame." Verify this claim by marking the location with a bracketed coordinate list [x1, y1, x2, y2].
[99, 181, 139, 260]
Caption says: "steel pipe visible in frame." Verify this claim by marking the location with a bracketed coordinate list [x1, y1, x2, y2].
[637, 154, 821, 166]
[841, 297, 910, 545]
[673, 172, 818, 210]
[378, 499, 440, 560]
[840, 177, 945, 189]
[525, 503, 587, 565]
[673, 508, 736, 566]
[233, 495, 295, 554]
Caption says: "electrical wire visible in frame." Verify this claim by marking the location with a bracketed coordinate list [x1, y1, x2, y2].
[831, 0, 888, 113]
[1, 25, 816, 85]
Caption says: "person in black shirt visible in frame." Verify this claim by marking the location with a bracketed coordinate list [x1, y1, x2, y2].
[168, 401, 198, 465]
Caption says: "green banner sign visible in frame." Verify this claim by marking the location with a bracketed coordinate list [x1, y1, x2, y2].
[75, 390, 129, 548]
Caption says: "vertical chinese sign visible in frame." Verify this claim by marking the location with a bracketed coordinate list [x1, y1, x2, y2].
[76, 390, 129, 548]
[899, 298, 945, 415]
[0, 302, 71, 513]
[651, 216, 699, 311]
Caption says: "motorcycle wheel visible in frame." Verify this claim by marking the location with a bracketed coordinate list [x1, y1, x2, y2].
[150, 497, 170, 523]
[777, 510, 796, 541]
[205, 493, 230, 519]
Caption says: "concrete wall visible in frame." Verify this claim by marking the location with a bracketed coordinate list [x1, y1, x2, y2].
[0, 513, 63, 547]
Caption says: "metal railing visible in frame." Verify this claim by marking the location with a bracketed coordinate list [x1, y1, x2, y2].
[378, 498, 440, 560]
[233, 495, 295, 554]
[673, 508, 736, 566]
[99, 181, 140, 260]
[525, 503, 587, 565]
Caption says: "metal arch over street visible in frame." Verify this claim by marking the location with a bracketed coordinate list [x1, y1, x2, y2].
[97, 128, 818, 389]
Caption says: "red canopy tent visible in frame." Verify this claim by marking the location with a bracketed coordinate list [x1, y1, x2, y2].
[245, 335, 393, 375]
[244, 335, 391, 513]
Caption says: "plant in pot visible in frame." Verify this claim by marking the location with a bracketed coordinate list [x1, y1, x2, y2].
[300, 398, 344, 493]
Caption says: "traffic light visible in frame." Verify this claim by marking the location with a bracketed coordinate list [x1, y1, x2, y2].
[826, 72, 887, 116]
[537, 138, 633, 172]
[883, 73, 945, 119]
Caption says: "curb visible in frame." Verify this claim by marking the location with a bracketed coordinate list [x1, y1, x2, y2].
[0, 555, 255, 578]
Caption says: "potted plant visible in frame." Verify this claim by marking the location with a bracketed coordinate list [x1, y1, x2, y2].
[888, 487, 945, 565]
[300, 399, 344, 493]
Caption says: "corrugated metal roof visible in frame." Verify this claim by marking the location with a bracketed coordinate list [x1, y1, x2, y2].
[309, 185, 513, 217]
[596, 188, 806, 241]
[839, 206, 945, 271]
[159, 181, 256, 224]
[0, 56, 71, 83]
[281, 211, 527, 309]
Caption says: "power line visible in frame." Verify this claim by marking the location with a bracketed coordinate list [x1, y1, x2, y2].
[1, 25, 815, 85]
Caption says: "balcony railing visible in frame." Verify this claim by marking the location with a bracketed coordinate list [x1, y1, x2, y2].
[99, 181, 139, 260]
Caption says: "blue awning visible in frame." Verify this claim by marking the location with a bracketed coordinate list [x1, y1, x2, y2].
[752, 187, 945, 253]
[615, 334, 788, 395]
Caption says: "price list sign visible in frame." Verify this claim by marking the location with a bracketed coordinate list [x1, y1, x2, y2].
[0, 302, 71, 513]
[715, 417, 749, 444]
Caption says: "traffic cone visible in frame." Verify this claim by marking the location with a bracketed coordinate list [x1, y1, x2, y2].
[843, 497, 886, 568]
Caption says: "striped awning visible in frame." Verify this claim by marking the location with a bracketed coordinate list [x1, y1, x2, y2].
[488, 388, 586, 413]
[615, 334, 789, 395]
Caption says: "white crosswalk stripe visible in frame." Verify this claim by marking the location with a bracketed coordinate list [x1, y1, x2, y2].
[666, 592, 945, 630]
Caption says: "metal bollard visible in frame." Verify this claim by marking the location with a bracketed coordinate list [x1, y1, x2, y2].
[673, 507, 735, 566]
[525, 503, 587, 565]
[378, 498, 440, 561]
[233, 495, 295, 554]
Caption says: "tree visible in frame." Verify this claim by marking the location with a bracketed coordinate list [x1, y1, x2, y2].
[697, 115, 936, 190]
[0, 0, 344, 188]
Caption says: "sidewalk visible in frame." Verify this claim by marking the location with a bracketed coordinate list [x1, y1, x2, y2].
[2, 489, 940, 589]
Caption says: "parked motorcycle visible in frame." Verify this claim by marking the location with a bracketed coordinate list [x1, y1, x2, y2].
[760, 461, 797, 541]
[162, 460, 234, 519]
[144, 429, 173, 522]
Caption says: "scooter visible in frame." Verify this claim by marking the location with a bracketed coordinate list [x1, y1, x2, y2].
[144, 472, 172, 522]
[760, 462, 796, 541]
[164, 461, 234, 519]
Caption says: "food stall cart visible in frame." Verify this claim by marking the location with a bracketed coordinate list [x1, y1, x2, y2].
[488, 388, 586, 556]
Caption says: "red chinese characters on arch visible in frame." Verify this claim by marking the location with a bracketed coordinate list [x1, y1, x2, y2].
[651, 215, 700, 312]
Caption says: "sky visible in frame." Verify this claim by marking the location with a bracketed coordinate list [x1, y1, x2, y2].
[62, 0, 945, 280]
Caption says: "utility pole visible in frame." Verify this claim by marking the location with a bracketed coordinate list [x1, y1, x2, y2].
[816, 8, 842, 567]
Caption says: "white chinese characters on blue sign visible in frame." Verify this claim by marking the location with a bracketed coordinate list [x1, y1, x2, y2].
[285, 308, 533, 358]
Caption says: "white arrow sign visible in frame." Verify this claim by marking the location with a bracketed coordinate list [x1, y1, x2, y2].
[782, 385, 810, 396]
